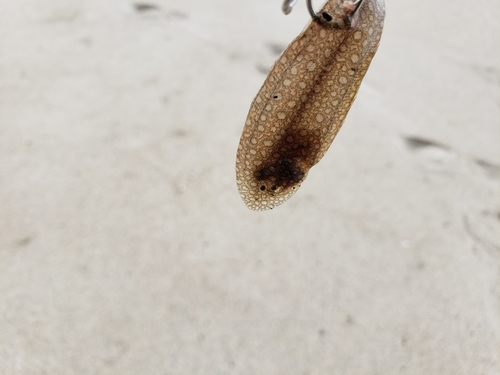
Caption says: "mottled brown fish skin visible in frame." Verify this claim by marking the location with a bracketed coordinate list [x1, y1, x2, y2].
[236, 0, 385, 211]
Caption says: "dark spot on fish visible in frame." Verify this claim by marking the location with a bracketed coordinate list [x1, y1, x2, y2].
[255, 159, 305, 189]
[253, 127, 322, 192]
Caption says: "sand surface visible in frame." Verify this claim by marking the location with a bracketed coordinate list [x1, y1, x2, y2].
[1, 0, 499, 373]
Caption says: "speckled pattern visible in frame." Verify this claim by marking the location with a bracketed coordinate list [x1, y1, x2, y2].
[236, 0, 385, 211]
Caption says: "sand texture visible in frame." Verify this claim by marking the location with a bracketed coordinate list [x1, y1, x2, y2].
[1, 0, 499, 373]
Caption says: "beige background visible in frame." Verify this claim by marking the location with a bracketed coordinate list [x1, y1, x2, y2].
[1, 0, 499, 373]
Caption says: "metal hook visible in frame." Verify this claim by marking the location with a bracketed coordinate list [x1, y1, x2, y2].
[283, 0, 364, 23]
[282, 0, 318, 20]
[282, 0, 297, 15]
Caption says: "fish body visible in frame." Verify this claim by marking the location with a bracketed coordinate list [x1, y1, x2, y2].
[236, 0, 385, 211]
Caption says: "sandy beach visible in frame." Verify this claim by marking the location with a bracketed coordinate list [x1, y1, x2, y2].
[1, 0, 499, 373]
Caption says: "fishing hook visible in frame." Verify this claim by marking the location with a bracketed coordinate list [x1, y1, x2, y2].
[282, 0, 319, 20]
[282, 0, 363, 23]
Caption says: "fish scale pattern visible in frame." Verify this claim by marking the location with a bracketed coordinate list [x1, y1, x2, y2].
[236, 0, 385, 211]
